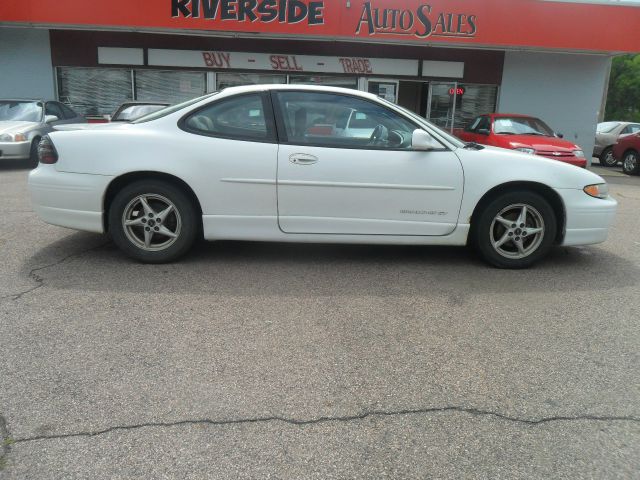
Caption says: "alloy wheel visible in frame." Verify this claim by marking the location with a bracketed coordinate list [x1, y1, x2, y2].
[490, 204, 545, 259]
[603, 149, 617, 167]
[122, 194, 182, 251]
[624, 152, 638, 172]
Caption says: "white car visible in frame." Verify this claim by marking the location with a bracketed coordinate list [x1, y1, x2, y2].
[29, 85, 617, 268]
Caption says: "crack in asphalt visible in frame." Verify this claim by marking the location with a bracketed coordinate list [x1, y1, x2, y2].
[10, 407, 640, 444]
[0, 415, 12, 471]
[0, 241, 111, 302]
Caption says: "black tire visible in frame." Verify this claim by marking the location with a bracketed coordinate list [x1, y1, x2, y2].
[28, 138, 40, 168]
[622, 150, 640, 176]
[474, 191, 557, 269]
[108, 180, 198, 263]
[599, 146, 617, 167]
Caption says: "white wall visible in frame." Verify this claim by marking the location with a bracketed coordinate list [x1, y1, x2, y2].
[498, 52, 612, 163]
[0, 27, 55, 100]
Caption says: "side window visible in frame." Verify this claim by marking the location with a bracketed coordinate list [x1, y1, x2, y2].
[45, 102, 64, 120]
[621, 124, 640, 135]
[182, 94, 273, 142]
[60, 103, 78, 119]
[274, 91, 419, 150]
[476, 116, 491, 132]
[465, 116, 482, 132]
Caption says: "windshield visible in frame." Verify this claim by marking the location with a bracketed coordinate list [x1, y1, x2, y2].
[597, 122, 620, 133]
[378, 97, 465, 148]
[133, 93, 218, 123]
[493, 117, 554, 136]
[0, 101, 43, 122]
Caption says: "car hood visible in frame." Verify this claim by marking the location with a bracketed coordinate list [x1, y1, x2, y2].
[54, 122, 131, 132]
[501, 135, 579, 151]
[0, 121, 39, 134]
[466, 145, 604, 188]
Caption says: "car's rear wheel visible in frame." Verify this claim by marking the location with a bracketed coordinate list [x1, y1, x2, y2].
[475, 191, 557, 269]
[622, 150, 640, 175]
[28, 137, 40, 168]
[599, 147, 617, 167]
[109, 180, 198, 263]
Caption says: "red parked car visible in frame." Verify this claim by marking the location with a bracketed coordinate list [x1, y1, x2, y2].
[613, 131, 640, 175]
[456, 114, 587, 167]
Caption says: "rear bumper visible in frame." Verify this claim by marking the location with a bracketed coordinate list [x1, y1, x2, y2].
[0, 141, 30, 160]
[555, 188, 617, 246]
[28, 165, 113, 233]
[592, 145, 603, 157]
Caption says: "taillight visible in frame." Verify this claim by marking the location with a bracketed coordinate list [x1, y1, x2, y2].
[37, 135, 58, 164]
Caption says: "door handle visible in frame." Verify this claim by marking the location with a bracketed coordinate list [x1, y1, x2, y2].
[290, 153, 318, 165]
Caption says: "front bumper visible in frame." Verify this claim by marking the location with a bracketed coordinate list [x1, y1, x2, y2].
[539, 155, 587, 168]
[0, 141, 30, 160]
[28, 165, 113, 233]
[555, 188, 617, 246]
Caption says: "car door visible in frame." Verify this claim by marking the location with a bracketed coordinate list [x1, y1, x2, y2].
[272, 90, 464, 236]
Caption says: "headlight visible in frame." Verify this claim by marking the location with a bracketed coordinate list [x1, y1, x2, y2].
[584, 183, 609, 199]
[514, 147, 535, 155]
[0, 133, 27, 142]
[573, 150, 585, 158]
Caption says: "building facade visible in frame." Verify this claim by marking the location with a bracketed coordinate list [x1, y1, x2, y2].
[1, 0, 639, 160]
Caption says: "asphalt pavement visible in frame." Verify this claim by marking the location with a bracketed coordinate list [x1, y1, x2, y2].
[0, 162, 639, 479]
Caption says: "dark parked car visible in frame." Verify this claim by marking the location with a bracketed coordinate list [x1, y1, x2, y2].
[613, 132, 640, 175]
[594, 121, 640, 167]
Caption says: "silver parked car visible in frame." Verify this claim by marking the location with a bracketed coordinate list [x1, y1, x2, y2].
[594, 121, 640, 167]
[0, 100, 85, 166]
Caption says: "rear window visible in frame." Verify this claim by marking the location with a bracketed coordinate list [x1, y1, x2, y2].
[597, 122, 620, 133]
[133, 93, 218, 123]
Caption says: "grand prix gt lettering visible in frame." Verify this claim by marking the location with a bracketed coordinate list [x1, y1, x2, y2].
[356, 1, 477, 38]
[171, 0, 325, 25]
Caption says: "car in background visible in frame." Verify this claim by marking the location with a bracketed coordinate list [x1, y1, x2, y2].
[110, 102, 170, 122]
[456, 114, 587, 168]
[594, 121, 640, 167]
[0, 100, 85, 166]
[613, 131, 640, 175]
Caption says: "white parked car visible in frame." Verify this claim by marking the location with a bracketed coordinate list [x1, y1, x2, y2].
[29, 85, 617, 268]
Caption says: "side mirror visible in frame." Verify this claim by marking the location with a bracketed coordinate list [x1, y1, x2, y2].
[477, 128, 490, 136]
[556, 132, 564, 138]
[44, 115, 59, 124]
[412, 129, 442, 151]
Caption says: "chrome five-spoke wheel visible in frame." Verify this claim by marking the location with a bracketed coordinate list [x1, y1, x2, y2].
[476, 191, 556, 268]
[490, 204, 545, 259]
[122, 194, 182, 251]
[110, 179, 198, 263]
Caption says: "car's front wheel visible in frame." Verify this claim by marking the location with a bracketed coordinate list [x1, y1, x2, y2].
[599, 147, 617, 167]
[475, 191, 557, 269]
[622, 150, 640, 175]
[109, 180, 198, 263]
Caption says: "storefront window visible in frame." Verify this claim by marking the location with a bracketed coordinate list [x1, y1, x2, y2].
[428, 83, 498, 131]
[135, 70, 206, 104]
[289, 75, 358, 89]
[453, 85, 499, 130]
[57, 67, 132, 117]
[216, 73, 286, 90]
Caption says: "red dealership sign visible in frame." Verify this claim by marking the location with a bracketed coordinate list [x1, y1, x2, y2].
[1, 0, 639, 53]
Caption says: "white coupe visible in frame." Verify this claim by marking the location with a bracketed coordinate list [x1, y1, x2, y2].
[29, 85, 617, 268]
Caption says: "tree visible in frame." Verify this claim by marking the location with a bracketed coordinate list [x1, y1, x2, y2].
[605, 54, 640, 122]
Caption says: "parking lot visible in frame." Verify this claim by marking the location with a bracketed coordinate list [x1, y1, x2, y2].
[0, 162, 639, 478]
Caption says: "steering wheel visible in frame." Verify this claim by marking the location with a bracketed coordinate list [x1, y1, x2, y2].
[369, 124, 389, 146]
